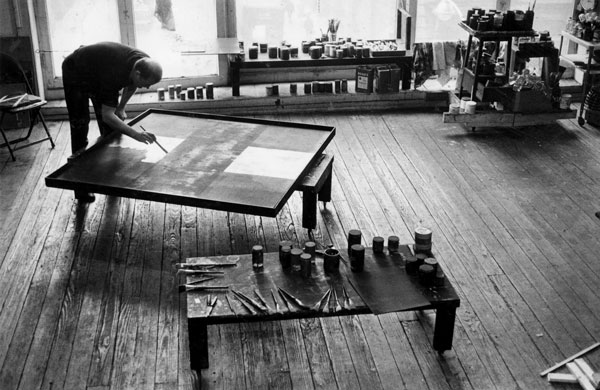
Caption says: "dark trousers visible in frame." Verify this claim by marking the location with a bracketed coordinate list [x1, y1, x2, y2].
[62, 59, 112, 154]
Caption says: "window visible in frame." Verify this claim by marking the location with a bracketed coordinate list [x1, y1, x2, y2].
[35, 0, 220, 98]
[415, 0, 573, 43]
[235, 0, 398, 46]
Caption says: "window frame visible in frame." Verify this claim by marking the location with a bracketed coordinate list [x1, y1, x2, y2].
[34, 0, 236, 100]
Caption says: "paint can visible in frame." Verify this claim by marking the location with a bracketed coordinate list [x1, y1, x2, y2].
[266, 85, 274, 96]
[373, 236, 385, 253]
[268, 46, 278, 59]
[302, 41, 311, 53]
[252, 245, 264, 268]
[259, 43, 268, 53]
[179, 91, 186, 100]
[304, 241, 316, 263]
[336, 49, 344, 59]
[304, 83, 312, 94]
[434, 268, 445, 286]
[312, 81, 320, 94]
[272, 85, 279, 95]
[418, 264, 435, 286]
[280, 47, 290, 60]
[449, 103, 460, 114]
[175, 84, 182, 96]
[350, 244, 365, 272]
[459, 97, 469, 112]
[290, 46, 299, 58]
[205, 82, 214, 99]
[187, 87, 195, 100]
[335, 80, 341, 93]
[323, 248, 340, 273]
[300, 253, 312, 277]
[465, 101, 477, 114]
[168, 85, 175, 99]
[309, 46, 322, 59]
[280, 245, 291, 268]
[195, 86, 204, 99]
[279, 240, 293, 256]
[290, 248, 303, 272]
[341, 79, 348, 93]
[424, 257, 438, 272]
[414, 226, 432, 254]
[405, 255, 419, 274]
[387, 235, 400, 253]
[415, 253, 427, 265]
[157, 87, 165, 101]
[248, 46, 259, 59]
[290, 83, 297, 94]
[347, 229, 362, 256]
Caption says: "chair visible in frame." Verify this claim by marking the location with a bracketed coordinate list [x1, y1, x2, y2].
[0, 52, 54, 161]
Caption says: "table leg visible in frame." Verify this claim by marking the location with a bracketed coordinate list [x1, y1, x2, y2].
[188, 319, 209, 370]
[318, 165, 333, 203]
[230, 57, 241, 97]
[302, 189, 318, 230]
[432, 304, 457, 353]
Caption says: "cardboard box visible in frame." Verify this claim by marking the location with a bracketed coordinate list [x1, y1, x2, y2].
[482, 86, 553, 113]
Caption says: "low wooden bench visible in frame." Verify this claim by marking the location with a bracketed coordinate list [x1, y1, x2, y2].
[186, 246, 460, 388]
[296, 153, 333, 230]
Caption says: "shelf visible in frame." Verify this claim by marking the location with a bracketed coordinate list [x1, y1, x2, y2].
[458, 22, 537, 40]
[443, 108, 577, 128]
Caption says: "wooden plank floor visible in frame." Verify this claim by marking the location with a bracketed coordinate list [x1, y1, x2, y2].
[2, 108, 600, 390]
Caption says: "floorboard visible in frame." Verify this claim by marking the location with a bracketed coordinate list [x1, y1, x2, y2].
[2, 110, 600, 389]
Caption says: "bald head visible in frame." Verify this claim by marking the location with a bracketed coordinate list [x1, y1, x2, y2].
[133, 58, 163, 87]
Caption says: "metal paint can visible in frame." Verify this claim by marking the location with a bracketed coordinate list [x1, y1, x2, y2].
[280, 47, 290, 60]
[272, 85, 279, 95]
[195, 86, 204, 99]
[187, 87, 195, 100]
[424, 257, 438, 271]
[260, 43, 268, 53]
[350, 244, 365, 272]
[373, 236, 385, 253]
[175, 84, 182, 96]
[414, 227, 432, 254]
[335, 80, 341, 93]
[300, 253, 312, 277]
[418, 264, 435, 286]
[347, 229, 362, 256]
[280, 245, 292, 268]
[179, 91, 186, 100]
[248, 46, 259, 59]
[304, 241, 316, 263]
[405, 256, 419, 274]
[341, 79, 348, 93]
[205, 82, 214, 99]
[157, 87, 165, 101]
[268, 46, 278, 58]
[279, 240, 293, 256]
[252, 245, 264, 268]
[304, 83, 312, 94]
[290, 248, 303, 271]
[266, 86, 274, 96]
[290, 83, 297, 94]
[323, 248, 340, 273]
[387, 235, 400, 253]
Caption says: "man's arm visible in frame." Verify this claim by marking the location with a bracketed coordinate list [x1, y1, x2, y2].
[115, 85, 137, 120]
[101, 104, 155, 144]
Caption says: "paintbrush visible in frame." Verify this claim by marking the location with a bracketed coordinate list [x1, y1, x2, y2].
[231, 289, 269, 314]
[277, 287, 310, 310]
[311, 288, 331, 312]
[178, 285, 229, 293]
[140, 125, 168, 153]
[270, 289, 281, 314]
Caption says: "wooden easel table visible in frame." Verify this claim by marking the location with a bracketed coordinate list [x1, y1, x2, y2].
[185, 245, 461, 381]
